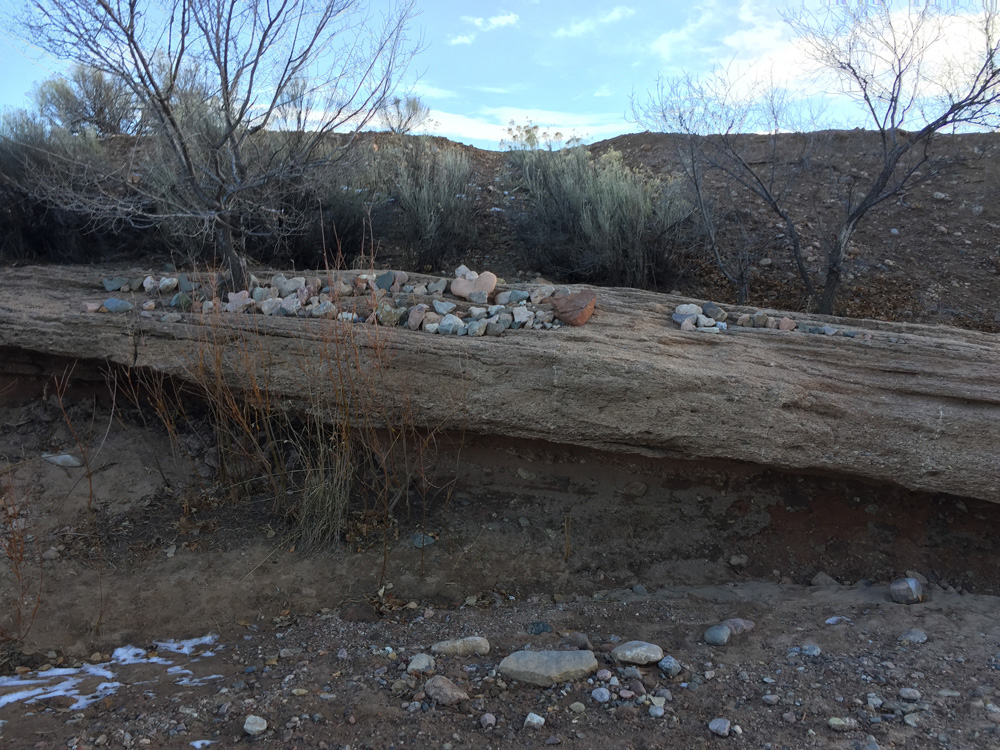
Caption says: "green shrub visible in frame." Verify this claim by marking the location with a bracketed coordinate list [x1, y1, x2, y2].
[508, 141, 689, 287]
[383, 136, 477, 271]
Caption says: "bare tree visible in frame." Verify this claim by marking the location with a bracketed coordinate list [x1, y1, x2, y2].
[8, 0, 418, 291]
[783, 2, 1000, 313]
[636, 3, 1000, 314]
[633, 68, 819, 303]
[378, 94, 433, 134]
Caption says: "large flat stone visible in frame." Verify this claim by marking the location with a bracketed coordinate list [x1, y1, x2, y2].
[499, 650, 598, 686]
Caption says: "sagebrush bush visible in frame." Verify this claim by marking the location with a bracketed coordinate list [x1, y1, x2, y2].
[383, 136, 477, 271]
[508, 143, 689, 287]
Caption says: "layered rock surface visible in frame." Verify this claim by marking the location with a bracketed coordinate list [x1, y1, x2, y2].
[1, 264, 997, 502]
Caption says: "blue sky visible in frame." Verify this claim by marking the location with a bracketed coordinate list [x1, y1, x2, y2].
[0, 1, 991, 149]
[401, 0, 795, 147]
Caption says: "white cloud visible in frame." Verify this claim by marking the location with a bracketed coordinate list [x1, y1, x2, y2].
[412, 82, 457, 99]
[427, 107, 638, 150]
[593, 85, 613, 97]
[555, 6, 636, 38]
[462, 12, 519, 31]
[448, 33, 475, 45]
[470, 85, 512, 94]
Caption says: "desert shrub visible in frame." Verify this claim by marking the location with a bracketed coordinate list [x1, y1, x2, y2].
[507, 135, 689, 288]
[380, 136, 477, 271]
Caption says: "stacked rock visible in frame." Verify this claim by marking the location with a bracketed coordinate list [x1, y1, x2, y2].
[94, 265, 599, 335]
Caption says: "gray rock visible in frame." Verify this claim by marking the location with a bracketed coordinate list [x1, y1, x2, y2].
[260, 298, 281, 316]
[811, 571, 840, 586]
[829, 717, 858, 732]
[431, 636, 490, 657]
[591, 687, 611, 703]
[498, 650, 598, 686]
[424, 674, 468, 705]
[672, 312, 696, 325]
[438, 313, 466, 335]
[375, 271, 395, 291]
[899, 629, 927, 644]
[899, 687, 922, 701]
[890, 577, 924, 604]
[170, 292, 191, 310]
[102, 277, 128, 292]
[407, 653, 435, 675]
[763, 694, 780, 705]
[801, 644, 822, 657]
[648, 705, 665, 718]
[104, 298, 133, 313]
[508, 290, 530, 304]
[703, 303, 727, 322]
[657, 655, 682, 677]
[704, 625, 731, 646]
[160, 313, 183, 324]
[569, 702, 585, 713]
[466, 319, 488, 337]
[523, 712, 545, 729]
[243, 715, 267, 736]
[411, 532, 435, 548]
[158, 277, 178, 293]
[675, 303, 702, 316]
[433, 298, 456, 315]
[481, 712, 496, 728]
[610, 640, 663, 665]
[752, 311, 770, 328]
[469, 291, 489, 304]
[695, 314, 716, 328]
[696, 325, 720, 334]
[423, 323, 440, 334]
[708, 718, 731, 737]
[427, 278, 447, 294]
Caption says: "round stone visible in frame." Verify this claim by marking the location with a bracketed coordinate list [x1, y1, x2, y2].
[592, 687, 611, 703]
[890, 577, 924, 604]
[704, 625, 732, 646]
[709, 718, 731, 737]
[899, 629, 928, 644]
[658, 655, 682, 677]
[243, 715, 267, 736]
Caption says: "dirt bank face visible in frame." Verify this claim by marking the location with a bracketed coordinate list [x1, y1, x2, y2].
[2, 387, 999, 656]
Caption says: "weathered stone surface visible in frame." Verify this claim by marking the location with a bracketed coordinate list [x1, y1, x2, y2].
[499, 650, 598, 686]
[424, 674, 468, 705]
[431, 636, 490, 656]
[611, 641, 663, 664]
[5, 267, 998, 503]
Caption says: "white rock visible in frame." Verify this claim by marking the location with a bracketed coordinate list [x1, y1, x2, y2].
[523, 712, 545, 729]
[243, 715, 267, 736]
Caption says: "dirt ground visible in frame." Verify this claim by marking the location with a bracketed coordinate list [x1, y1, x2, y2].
[2, 379, 1000, 749]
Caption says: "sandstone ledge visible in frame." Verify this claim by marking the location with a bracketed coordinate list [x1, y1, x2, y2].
[0, 264, 997, 503]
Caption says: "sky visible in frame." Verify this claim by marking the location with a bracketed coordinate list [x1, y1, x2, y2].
[0, 0, 992, 150]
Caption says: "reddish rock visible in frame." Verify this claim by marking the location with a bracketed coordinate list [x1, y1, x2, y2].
[81, 301, 101, 313]
[550, 290, 597, 326]
[424, 675, 469, 706]
[736, 314, 752, 327]
[778, 317, 797, 331]
[680, 318, 696, 332]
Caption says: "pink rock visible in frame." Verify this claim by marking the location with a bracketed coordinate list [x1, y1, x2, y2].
[778, 317, 797, 331]
[81, 301, 101, 313]
[680, 318, 696, 331]
[450, 277, 474, 299]
[407, 304, 428, 331]
[473, 271, 498, 297]
[736, 314, 751, 327]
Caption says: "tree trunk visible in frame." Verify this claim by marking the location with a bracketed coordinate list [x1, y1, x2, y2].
[215, 217, 249, 294]
[818, 263, 841, 315]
